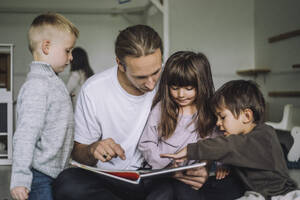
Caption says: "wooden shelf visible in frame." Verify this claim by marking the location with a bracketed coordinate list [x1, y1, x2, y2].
[268, 91, 300, 97]
[268, 29, 300, 43]
[292, 64, 300, 68]
[236, 69, 270, 76]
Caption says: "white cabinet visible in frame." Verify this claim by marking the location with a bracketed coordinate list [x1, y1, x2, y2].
[0, 44, 13, 165]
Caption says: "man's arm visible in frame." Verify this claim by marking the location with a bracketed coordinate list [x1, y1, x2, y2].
[72, 139, 126, 166]
[72, 142, 98, 166]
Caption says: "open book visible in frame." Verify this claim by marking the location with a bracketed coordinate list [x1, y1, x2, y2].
[70, 160, 206, 184]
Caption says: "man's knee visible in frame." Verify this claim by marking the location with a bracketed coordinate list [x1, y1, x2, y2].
[52, 168, 83, 199]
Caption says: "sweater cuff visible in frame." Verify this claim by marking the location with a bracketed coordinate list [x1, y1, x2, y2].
[10, 172, 32, 191]
[187, 143, 201, 160]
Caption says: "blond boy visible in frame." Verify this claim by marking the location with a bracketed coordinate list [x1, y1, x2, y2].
[10, 13, 79, 200]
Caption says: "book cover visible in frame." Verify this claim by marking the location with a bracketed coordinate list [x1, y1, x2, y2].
[70, 160, 206, 184]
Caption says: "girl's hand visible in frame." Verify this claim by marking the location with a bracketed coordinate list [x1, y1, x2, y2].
[215, 166, 230, 180]
[160, 147, 188, 163]
[11, 186, 29, 200]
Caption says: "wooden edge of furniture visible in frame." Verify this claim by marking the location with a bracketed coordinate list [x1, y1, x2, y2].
[236, 69, 271, 76]
[268, 91, 300, 97]
[268, 29, 300, 43]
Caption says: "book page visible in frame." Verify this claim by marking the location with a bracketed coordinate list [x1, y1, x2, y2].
[70, 160, 206, 184]
[140, 162, 206, 178]
[70, 160, 141, 183]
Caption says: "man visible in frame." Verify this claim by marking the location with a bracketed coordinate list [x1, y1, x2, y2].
[52, 25, 206, 200]
[53, 25, 243, 200]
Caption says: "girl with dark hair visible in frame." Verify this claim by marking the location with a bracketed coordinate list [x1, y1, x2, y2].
[138, 51, 245, 200]
[67, 47, 94, 107]
[139, 50, 216, 169]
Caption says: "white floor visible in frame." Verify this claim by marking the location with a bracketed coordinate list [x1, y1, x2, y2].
[0, 166, 300, 200]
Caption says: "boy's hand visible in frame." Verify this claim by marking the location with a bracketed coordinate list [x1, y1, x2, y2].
[160, 147, 188, 163]
[11, 186, 29, 200]
[215, 167, 230, 180]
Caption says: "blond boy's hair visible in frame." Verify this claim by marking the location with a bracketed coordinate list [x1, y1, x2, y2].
[28, 12, 79, 54]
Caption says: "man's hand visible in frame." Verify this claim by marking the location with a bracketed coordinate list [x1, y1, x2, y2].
[160, 147, 208, 190]
[89, 138, 126, 162]
[11, 186, 29, 200]
[160, 147, 188, 163]
[174, 166, 208, 190]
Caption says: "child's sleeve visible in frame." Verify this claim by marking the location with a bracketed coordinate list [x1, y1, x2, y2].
[187, 133, 274, 170]
[208, 127, 230, 174]
[138, 106, 172, 169]
[10, 79, 48, 190]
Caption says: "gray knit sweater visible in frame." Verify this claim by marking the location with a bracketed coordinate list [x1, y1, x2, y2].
[10, 62, 74, 190]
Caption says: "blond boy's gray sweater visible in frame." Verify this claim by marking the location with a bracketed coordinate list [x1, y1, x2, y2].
[10, 62, 74, 190]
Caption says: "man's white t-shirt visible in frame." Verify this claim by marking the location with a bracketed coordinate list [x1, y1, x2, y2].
[74, 66, 156, 170]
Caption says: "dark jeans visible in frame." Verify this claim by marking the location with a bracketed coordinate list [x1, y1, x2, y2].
[53, 168, 244, 200]
[52, 167, 173, 200]
[29, 169, 54, 200]
[173, 174, 245, 200]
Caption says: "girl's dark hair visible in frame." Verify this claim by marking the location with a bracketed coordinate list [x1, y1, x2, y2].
[70, 47, 94, 78]
[211, 80, 265, 124]
[152, 51, 216, 139]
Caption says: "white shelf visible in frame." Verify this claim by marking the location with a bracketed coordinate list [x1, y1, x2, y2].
[0, 159, 12, 165]
[0, 44, 13, 165]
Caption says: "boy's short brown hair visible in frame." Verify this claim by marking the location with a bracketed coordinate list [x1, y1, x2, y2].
[28, 12, 79, 53]
[211, 80, 266, 124]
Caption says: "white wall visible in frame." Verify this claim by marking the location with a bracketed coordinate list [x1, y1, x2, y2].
[254, 0, 300, 121]
[0, 1, 255, 100]
[169, 0, 255, 89]
[146, 9, 163, 46]
[3, 0, 298, 123]
[0, 13, 134, 100]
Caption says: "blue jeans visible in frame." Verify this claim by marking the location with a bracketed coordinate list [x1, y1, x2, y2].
[28, 169, 54, 200]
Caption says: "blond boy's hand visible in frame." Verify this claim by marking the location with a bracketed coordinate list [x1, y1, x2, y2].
[160, 146, 188, 163]
[10, 186, 29, 200]
[215, 167, 230, 180]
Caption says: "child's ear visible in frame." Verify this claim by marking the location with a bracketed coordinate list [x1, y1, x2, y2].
[41, 40, 51, 55]
[242, 108, 254, 124]
[116, 57, 126, 72]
